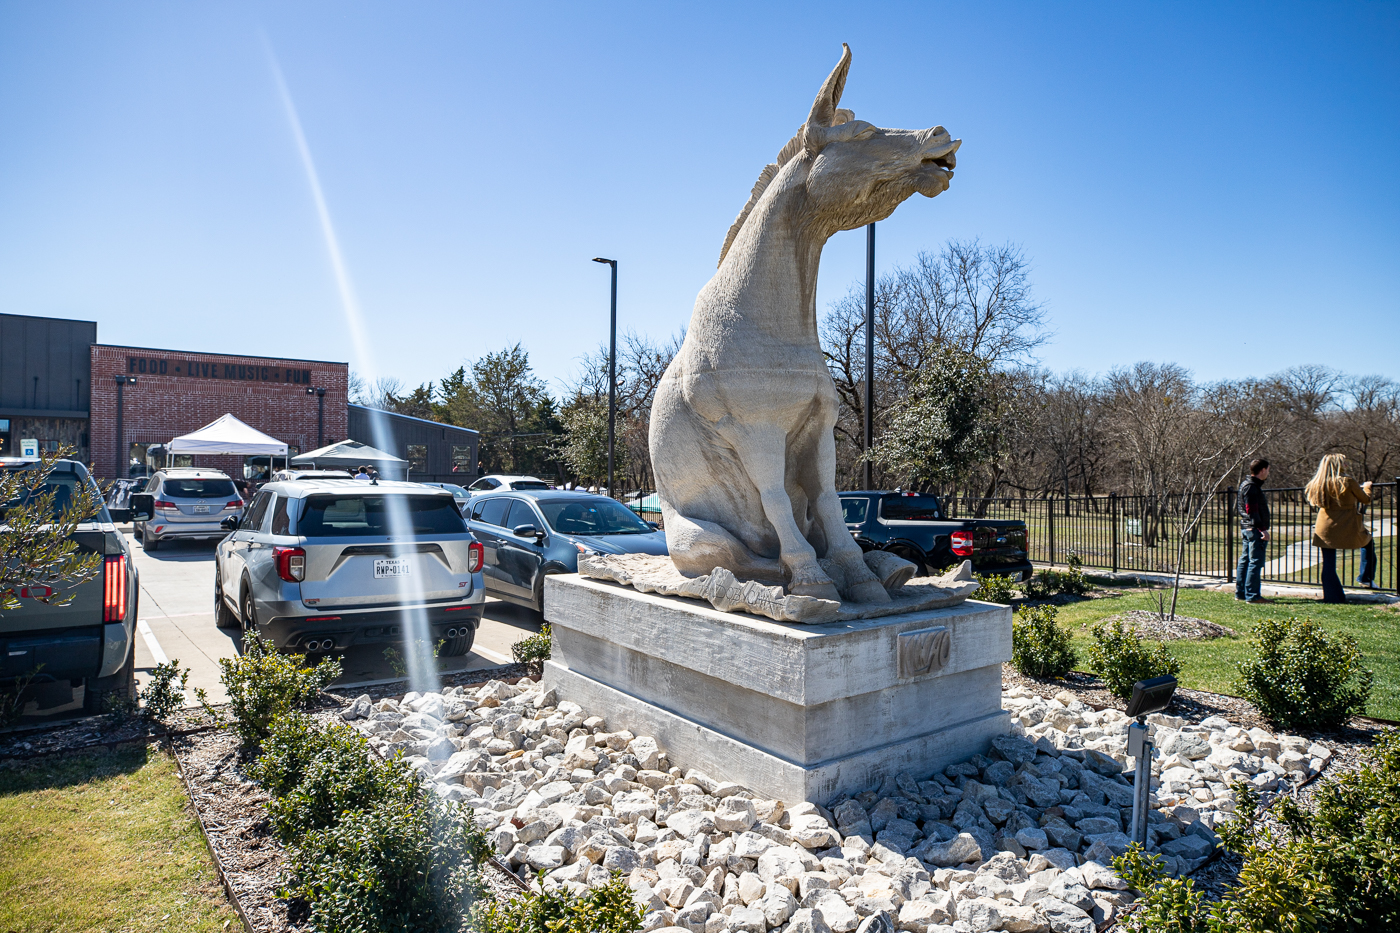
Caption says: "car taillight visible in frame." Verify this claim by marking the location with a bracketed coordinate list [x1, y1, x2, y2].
[103, 555, 127, 622]
[154, 500, 176, 510]
[275, 546, 306, 582]
[950, 530, 974, 557]
[224, 500, 243, 510]
[467, 541, 484, 574]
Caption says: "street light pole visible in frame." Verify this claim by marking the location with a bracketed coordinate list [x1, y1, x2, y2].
[113, 375, 137, 479]
[863, 222, 875, 490]
[592, 257, 618, 498]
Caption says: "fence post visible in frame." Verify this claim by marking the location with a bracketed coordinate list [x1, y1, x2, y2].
[1048, 496, 1056, 567]
[1393, 478, 1398, 594]
[1226, 487, 1236, 583]
[1111, 493, 1119, 574]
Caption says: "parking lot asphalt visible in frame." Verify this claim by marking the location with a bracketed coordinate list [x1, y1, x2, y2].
[7, 531, 543, 726]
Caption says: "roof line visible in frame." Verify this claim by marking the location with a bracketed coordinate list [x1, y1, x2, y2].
[349, 403, 479, 434]
[94, 343, 348, 367]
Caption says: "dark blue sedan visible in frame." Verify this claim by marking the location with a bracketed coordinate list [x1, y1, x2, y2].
[466, 490, 668, 613]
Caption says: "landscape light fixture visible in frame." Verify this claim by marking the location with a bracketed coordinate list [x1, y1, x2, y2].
[592, 257, 618, 499]
[1126, 674, 1179, 847]
[113, 374, 137, 479]
[307, 386, 327, 447]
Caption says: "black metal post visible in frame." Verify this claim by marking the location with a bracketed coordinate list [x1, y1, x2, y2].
[1048, 496, 1056, 566]
[592, 257, 619, 499]
[863, 222, 875, 490]
[1226, 487, 1236, 583]
[1111, 493, 1119, 574]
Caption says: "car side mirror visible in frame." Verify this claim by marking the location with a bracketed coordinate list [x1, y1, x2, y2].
[129, 493, 154, 523]
[647, 521, 660, 530]
[221, 515, 241, 531]
[108, 508, 132, 523]
[512, 523, 540, 540]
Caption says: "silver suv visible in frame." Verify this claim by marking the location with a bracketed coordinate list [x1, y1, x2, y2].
[214, 479, 485, 656]
[136, 468, 244, 550]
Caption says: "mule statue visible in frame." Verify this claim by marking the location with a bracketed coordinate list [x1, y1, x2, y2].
[650, 44, 960, 604]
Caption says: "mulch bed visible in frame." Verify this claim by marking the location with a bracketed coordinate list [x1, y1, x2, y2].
[1104, 609, 1238, 641]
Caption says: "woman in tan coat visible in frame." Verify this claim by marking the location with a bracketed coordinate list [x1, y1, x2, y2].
[1305, 453, 1375, 603]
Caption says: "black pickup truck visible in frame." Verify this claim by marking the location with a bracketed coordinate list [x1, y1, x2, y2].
[839, 490, 1033, 580]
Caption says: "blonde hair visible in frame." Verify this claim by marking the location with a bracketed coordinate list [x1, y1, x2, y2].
[1304, 453, 1349, 508]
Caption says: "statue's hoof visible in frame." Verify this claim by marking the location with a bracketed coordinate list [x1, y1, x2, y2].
[846, 579, 892, 605]
[862, 550, 917, 592]
[789, 580, 841, 602]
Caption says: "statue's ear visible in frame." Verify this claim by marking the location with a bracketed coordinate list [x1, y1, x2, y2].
[803, 44, 851, 153]
[832, 108, 855, 126]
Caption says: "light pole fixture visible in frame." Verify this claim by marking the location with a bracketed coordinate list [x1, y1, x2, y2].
[113, 374, 137, 479]
[863, 222, 875, 491]
[592, 257, 618, 499]
[1126, 675, 1179, 848]
[307, 386, 327, 448]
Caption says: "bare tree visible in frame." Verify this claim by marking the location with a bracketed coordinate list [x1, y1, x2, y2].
[822, 239, 1050, 488]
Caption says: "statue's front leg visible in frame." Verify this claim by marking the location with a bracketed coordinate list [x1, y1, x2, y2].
[807, 425, 890, 604]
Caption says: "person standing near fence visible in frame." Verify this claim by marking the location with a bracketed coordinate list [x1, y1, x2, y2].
[1235, 458, 1272, 603]
[1305, 453, 1376, 603]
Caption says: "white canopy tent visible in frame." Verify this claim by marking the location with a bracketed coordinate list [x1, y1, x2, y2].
[168, 414, 290, 472]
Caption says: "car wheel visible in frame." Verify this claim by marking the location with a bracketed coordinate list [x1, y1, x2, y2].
[83, 638, 136, 715]
[240, 581, 258, 634]
[533, 575, 547, 617]
[143, 533, 159, 552]
[214, 566, 239, 629]
[439, 626, 476, 657]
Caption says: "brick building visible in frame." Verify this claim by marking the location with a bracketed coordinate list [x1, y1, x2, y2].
[3, 312, 479, 484]
[89, 344, 349, 481]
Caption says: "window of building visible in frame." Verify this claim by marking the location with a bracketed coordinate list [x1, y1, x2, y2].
[406, 445, 427, 474]
[451, 445, 474, 474]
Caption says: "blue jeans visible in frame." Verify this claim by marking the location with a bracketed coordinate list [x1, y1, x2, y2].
[1236, 529, 1265, 600]
[1320, 548, 1345, 603]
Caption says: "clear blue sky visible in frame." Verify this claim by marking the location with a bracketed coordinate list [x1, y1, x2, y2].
[1, 2, 1396, 394]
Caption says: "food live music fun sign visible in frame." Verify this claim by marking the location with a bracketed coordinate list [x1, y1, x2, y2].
[127, 355, 315, 385]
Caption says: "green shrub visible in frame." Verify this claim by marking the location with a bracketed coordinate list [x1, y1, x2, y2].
[477, 874, 644, 933]
[1112, 843, 1208, 932]
[249, 714, 417, 845]
[139, 660, 189, 724]
[511, 623, 552, 673]
[195, 631, 340, 748]
[1120, 731, 1400, 931]
[383, 638, 443, 679]
[1022, 555, 1090, 599]
[973, 573, 1017, 604]
[1236, 617, 1373, 731]
[1087, 619, 1182, 701]
[287, 792, 490, 933]
[1012, 605, 1077, 679]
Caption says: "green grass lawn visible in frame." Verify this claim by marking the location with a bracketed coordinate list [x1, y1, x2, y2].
[1047, 585, 1400, 721]
[0, 745, 238, 933]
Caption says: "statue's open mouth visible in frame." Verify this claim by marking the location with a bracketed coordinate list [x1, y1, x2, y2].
[921, 140, 959, 171]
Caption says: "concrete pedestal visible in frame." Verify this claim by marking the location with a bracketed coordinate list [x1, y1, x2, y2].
[542, 574, 1011, 804]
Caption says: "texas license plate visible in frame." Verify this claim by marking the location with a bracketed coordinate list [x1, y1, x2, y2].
[375, 558, 411, 578]
[193, 505, 210, 513]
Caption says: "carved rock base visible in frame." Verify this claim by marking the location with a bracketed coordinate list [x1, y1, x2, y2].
[542, 573, 1011, 803]
[576, 553, 978, 624]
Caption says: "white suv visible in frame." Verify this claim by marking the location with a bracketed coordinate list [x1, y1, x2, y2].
[136, 468, 244, 550]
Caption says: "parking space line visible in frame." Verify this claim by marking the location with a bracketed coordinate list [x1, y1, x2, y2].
[473, 645, 512, 665]
[137, 620, 169, 666]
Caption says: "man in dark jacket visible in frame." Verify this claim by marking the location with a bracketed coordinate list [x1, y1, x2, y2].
[1235, 458, 1271, 603]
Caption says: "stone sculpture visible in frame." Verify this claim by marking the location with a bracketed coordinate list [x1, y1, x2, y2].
[648, 44, 960, 604]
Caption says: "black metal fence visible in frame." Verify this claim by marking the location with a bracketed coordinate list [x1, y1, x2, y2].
[945, 481, 1399, 593]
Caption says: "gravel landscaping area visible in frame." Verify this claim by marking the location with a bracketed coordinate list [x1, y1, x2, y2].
[334, 675, 1353, 933]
